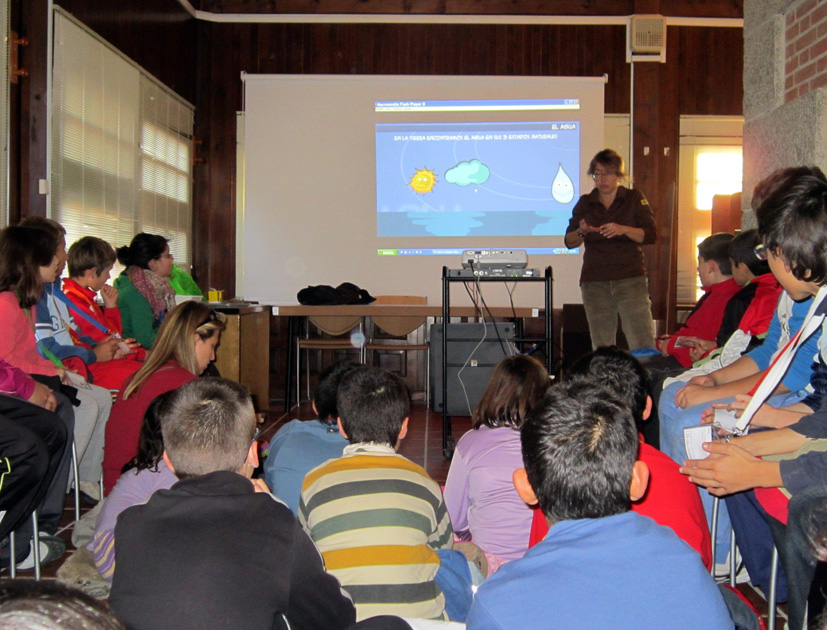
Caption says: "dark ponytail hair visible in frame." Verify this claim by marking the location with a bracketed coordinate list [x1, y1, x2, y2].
[116, 233, 169, 270]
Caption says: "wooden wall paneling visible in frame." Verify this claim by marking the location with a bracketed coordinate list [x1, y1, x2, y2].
[54, 0, 198, 103]
[197, 0, 651, 16]
[18, 0, 49, 219]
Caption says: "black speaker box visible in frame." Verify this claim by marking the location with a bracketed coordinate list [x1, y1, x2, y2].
[430, 322, 516, 415]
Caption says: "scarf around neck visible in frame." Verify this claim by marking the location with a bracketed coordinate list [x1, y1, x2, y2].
[126, 266, 176, 319]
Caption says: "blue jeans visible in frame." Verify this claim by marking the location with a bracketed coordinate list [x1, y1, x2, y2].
[659, 381, 806, 560]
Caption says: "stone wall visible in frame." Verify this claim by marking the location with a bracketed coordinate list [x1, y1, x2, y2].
[742, 0, 827, 227]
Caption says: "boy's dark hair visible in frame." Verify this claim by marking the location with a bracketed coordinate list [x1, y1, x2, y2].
[728, 229, 770, 277]
[68, 236, 117, 278]
[337, 366, 410, 445]
[567, 346, 649, 432]
[160, 378, 256, 479]
[587, 148, 626, 179]
[116, 233, 169, 270]
[314, 360, 361, 421]
[755, 166, 827, 284]
[473, 354, 550, 430]
[697, 232, 734, 276]
[521, 378, 638, 524]
[0, 226, 58, 308]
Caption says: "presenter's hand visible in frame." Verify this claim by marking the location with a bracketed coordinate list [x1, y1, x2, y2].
[578, 219, 597, 233]
[598, 222, 625, 238]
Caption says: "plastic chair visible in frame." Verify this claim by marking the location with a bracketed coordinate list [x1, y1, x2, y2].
[297, 315, 365, 402]
[365, 296, 430, 405]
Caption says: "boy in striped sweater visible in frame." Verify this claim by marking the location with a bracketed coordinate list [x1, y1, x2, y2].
[299, 366, 453, 621]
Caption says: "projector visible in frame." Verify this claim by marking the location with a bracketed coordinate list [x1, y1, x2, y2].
[461, 249, 528, 269]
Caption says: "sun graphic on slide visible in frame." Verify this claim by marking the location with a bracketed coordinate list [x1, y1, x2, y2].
[409, 168, 437, 194]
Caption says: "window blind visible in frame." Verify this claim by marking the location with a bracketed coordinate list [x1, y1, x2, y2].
[51, 9, 193, 268]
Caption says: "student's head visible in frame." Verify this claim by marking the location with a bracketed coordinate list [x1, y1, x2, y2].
[19, 217, 67, 277]
[67, 236, 117, 289]
[0, 226, 59, 308]
[123, 301, 226, 399]
[514, 378, 648, 525]
[697, 232, 734, 282]
[116, 233, 173, 278]
[336, 366, 410, 447]
[313, 360, 362, 421]
[122, 391, 172, 475]
[160, 378, 257, 479]
[755, 167, 827, 289]
[567, 346, 650, 432]
[728, 229, 770, 286]
[0, 579, 126, 630]
[473, 354, 551, 430]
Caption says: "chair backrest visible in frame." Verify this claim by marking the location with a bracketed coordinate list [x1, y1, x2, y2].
[372, 295, 427, 338]
[308, 315, 362, 337]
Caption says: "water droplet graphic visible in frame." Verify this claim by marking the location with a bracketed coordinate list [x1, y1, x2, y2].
[551, 163, 575, 203]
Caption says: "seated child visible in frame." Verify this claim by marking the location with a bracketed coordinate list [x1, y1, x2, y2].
[466, 378, 732, 629]
[444, 354, 550, 568]
[299, 366, 453, 621]
[109, 378, 356, 630]
[527, 347, 712, 570]
[63, 236, 147, 363]
[645, 232, 741, 370]
[23, 219, 141, 392]
[88, 392, 177, 582]
[263, 360, 355, 514]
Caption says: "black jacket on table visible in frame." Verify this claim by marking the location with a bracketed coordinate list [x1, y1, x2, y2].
[109, 470, 356, 630]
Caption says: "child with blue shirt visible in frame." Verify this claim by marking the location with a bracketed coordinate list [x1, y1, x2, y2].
[263, 360, 356, 513]
[467, 377, 732, 630]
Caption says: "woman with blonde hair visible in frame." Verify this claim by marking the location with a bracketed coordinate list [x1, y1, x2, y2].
[101, 301, 225, 493]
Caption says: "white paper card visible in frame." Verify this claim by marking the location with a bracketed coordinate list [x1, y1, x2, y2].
[683, 425, 714, 460]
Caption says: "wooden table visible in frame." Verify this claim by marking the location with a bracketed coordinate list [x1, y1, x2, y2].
[274, 303, 542, 412]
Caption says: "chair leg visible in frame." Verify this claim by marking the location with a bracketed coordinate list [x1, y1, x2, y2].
[710, 495, 720, 576]
[767, 546, 779, 630]
[9, 529, 15, 578]
[8, 511, 42, 580]
[71, 440, 81, 522]
[729, 527, 737, 588]
[31, 511, 41, 581]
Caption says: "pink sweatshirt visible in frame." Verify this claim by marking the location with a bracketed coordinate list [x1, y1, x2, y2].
[0, 291, 58, 378]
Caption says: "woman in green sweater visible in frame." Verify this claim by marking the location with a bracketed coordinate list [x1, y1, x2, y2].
[114, 233, 176, 350]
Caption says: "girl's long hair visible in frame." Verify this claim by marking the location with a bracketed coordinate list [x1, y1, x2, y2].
[122, 301, 226, 399]
[0, 226, 58, 308]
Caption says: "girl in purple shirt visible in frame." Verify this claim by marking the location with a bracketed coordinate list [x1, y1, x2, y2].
[443, 355, 551, 571]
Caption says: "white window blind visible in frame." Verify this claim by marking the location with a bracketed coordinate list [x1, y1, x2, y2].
[51, 9, 193, 267]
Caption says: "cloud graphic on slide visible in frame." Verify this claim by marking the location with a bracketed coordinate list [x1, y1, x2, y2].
[445, 159, 490, 187]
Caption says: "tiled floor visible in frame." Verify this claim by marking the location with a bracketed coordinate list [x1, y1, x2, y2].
[3, 398, 788, 629]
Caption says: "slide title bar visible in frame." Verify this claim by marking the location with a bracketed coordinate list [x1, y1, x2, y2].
[375, 98, 580, 112]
